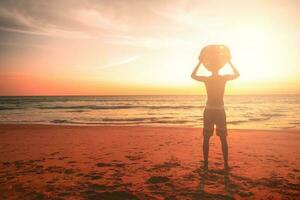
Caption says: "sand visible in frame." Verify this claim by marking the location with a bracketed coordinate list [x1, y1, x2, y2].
[0, 124, 299, 200]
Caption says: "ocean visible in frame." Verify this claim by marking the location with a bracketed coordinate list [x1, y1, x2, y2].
[0, 95, 299, 130]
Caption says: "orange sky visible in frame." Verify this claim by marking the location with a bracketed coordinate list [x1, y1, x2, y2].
[0, 0, 299, 95]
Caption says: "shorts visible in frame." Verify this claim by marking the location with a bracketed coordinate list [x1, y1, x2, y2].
[203, 108, 227, 137]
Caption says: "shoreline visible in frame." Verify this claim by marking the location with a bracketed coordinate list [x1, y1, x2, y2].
[1, 123, 300, 133]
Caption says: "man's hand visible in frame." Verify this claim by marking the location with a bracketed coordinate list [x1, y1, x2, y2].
[199, 54, 204, 63]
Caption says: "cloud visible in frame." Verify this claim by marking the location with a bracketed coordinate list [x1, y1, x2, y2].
[2, 0, 265, 50]
[0, 1, 151, 35]
[101, 55, 139, 69]
[0, 0, 196, 48]
[0, 0, 117, 38]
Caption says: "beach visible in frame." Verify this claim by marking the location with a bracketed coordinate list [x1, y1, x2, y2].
[0, 124, 299, 200]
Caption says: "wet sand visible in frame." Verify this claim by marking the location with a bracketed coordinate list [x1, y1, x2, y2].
[0, 124, 299, 200]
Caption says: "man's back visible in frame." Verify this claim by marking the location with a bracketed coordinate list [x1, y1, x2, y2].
[204, 75, 227, 107]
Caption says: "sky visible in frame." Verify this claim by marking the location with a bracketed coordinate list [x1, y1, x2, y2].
[0, 0, 299, 95]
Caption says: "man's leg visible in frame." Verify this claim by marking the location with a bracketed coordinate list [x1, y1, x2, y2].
[203, 108, 213, 170]
[217, 109, 228, 170]
[219, 135, 229, 170]
[203, 135, 211, 169]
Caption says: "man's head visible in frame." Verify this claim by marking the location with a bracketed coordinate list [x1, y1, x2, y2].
[200, 45, 231, 73]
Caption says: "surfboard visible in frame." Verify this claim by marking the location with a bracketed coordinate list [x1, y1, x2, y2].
[200, 45, 231, 71]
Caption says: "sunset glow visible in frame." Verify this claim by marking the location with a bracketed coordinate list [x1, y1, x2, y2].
[0, 0, 299, 95]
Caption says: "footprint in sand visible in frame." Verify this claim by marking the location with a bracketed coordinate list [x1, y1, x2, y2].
[81, 191, 139, 200]
[149, 161, 181, 172]
[2, 161, 10, 166]
[83, 171, 104, 180]
[45, 166, 74, 174]
[50, 151, 60, 156]
[58, 156, 70, 160]
[87, 183, 110, 191]
[147, 176, 170, 184]
[96, 162, 125, 168]
[125, 154, 144, 161]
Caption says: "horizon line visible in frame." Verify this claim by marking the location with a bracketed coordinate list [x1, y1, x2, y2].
[1, 93, 300, 97]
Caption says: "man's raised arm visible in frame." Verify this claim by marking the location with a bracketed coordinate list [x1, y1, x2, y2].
[224, 61, 240, 81]
[191, 60, 207, 82]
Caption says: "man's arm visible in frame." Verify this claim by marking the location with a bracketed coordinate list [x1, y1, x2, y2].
[224, 61, 240, 81]
[191, 61, 207, 82]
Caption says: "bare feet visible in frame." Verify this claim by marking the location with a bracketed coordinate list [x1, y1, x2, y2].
[203, 161, 208, 170]
[224, 162, 229, 171]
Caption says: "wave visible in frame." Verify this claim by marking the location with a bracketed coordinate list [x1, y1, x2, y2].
[37, 105, 203, 110]
[227, 120, 248, 125]
[289, 122, 300, 125]
[260, 113, 285, 117]
[39, 105, 133, 110]
[49, 117, 191, 125]
[248, 117, 271, 122]
[150, 120, 189, 124]
[67, 110, 87, 113]
[0, 107, 19, 110]
[51, 119, 75, 124]
[101, 116, 177, 122]
[102, 117, 157, 122]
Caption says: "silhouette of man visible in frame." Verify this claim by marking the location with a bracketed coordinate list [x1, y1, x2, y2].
[191, 45, 240, 170]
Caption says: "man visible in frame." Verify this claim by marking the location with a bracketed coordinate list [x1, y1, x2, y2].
[191, 45, 240, 170]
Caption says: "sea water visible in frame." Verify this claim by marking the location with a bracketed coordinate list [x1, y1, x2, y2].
[0, 95, 299, 130]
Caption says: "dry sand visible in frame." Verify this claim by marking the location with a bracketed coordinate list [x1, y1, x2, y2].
[0, 124, 299, 200]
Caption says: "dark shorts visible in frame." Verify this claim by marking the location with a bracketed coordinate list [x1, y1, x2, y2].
[203, 108, 227, 137]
